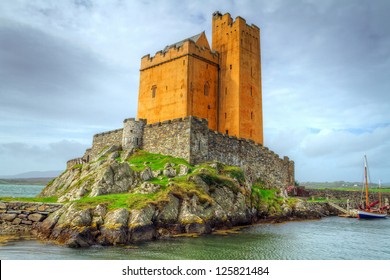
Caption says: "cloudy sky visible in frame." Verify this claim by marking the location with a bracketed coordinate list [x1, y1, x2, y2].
[0, 0, 389, 182]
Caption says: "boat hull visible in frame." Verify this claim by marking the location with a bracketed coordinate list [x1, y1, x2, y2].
[357, 210, 387, 219]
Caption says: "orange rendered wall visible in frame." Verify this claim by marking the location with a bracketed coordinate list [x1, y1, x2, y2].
[137, 46, 189, 123]
[187, 44, 219, 130]
[137, 40, 219, 130]
[212, 13, 263, 144]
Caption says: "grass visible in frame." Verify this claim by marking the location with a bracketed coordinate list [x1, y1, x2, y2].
[0, 197, 58, 203]
[221, 166, 246, 184]
[128, 150, 191, 172]
[73, 192, 161, 210]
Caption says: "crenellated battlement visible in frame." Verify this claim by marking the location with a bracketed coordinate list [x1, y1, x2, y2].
[93, 128, 123, 139]
[141, 38, 218, 71]
[213, 12, 260, 38]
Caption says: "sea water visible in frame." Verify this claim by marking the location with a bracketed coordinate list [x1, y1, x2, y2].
[1, 184, 390, 260]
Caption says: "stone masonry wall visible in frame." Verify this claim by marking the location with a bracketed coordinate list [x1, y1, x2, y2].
[142, 117, 192, 162]
[90, 128, 123, 160]
[73, 116, 294, 188]
[0, 201, 63, 232]
[206, 127, 294, 187]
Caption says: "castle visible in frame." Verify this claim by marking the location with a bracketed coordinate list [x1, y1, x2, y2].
[138, 11, 263, 144]
[67, 12, 294, 188]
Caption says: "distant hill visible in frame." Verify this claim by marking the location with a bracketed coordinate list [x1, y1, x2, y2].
[0, 170, 62, 185]
[0, 170, 62, 179]
[301, 181, 390, 189]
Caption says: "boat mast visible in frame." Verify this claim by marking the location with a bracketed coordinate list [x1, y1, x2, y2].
[364, 155, 369, 210]
[379, 180, 382, 209]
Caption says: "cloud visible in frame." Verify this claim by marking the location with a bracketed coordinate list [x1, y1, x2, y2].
[0, 140, 88, 175]
[0, 0, 390, 182]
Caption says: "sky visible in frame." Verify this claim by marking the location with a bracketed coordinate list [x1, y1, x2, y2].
[0, 0, 389, 182]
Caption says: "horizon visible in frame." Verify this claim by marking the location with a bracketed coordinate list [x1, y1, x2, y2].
[1, 1, 389, 182]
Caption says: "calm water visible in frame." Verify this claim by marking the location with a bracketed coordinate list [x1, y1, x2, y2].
[1, 185, 390, 260]
[0, 184, 44, 197]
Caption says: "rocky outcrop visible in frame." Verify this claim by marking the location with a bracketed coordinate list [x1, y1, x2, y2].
[27, 149, 324, 247]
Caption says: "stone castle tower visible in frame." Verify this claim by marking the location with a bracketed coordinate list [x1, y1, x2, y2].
[137, 12, 263, 144]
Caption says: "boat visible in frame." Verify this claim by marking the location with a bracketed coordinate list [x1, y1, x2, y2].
[357, 156, 388, 219]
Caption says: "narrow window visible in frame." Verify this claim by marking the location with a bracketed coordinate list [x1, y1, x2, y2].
[225, 87, 227, 95]
[166, 86, 168, 91]
[208, 104, 211, 109]
[250, 87, 253, 96]
[251, 112, 253, 119]
[206, 64, 208, 69]
[230, 64, 232, 70]
[225, 112, 227, 119]
[136, 138, 139, 145]
[204, 82, 209, 96]
[226, 130, 229, 135]
[151, 85, 157, 98]
[183, 60, 185, 65]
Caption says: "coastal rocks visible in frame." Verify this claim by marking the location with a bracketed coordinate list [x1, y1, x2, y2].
[163, 167, 176, 178]
[89, 161, 136, 197]
[133, 182, 161, 194]
[99, 208, 130, 245]
[178, 164, 189, 176]
[140, 167, 153, 181]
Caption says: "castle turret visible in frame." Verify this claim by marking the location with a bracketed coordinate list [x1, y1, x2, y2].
[122, 118, 146, 150]
[212, 12, 263, 144]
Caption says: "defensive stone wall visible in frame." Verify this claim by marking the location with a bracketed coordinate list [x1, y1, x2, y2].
[90, 128, 123, 160]
[142, 117, 192, 162]
[0, 201, 63, 231]
[206, 126, 294, 187]
[75, 116, 294, 188]
[66, 157, 85, 169]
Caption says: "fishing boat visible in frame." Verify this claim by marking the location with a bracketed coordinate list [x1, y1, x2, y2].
[357, 156, 388, 219]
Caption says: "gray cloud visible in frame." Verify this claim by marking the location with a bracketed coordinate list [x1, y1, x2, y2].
[0, 0, 389, 181]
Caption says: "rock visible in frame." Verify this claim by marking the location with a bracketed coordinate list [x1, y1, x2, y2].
[1, 213, 17, 221]
[178, 200, 203, 225]
[128, 205, 155, 228]
[99, 208, 130, 245]
[12, 218, 22, 225]
[128, 205, 156, 242]
[134, 182, 161, 194]
[152, 170, 162, 177]
[108, 151, 120, 161]
[93, 204, 107, 217]
[164, 162, 173, 169]
[185, 222, 208, 234]
[163, 167, 176, 178]
[140, 167, 154, 181]
[21, 220, 33, 225]
[89, 162, 137, 197]
[178, 164, 189, 176]
[157, 195, 180, 224]
[0, 202, 6, 210]
[104, 208, 129, 228]
[37, 205, 47, 211]
[98, 145, 120, 159]
[122, 149, 134, 161]
[28, 213, 45, 222]
[70, 209, 92, 227]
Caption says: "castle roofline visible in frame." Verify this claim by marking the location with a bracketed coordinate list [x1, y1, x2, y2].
[162, 31, 208, 53]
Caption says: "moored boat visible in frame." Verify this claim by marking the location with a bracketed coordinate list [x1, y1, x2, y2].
[357, 156, 388, 219]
